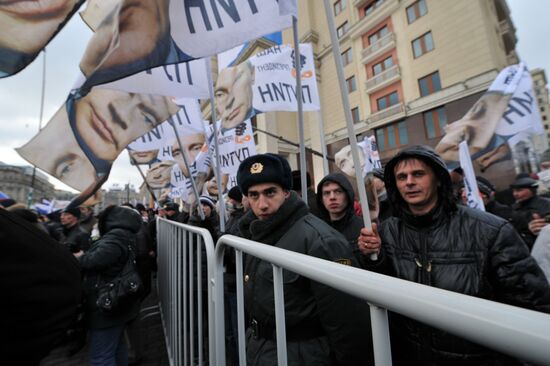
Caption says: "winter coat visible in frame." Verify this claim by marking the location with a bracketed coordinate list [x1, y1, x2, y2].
[79, 206, 143, 330]
[62, 223, 91, 252]
[239, 192, 374, 366]
[376, 145, 550, 365]
[512, 195, 550, 250]
[532, 225, 550, 283]
[0, 209, 82, 366]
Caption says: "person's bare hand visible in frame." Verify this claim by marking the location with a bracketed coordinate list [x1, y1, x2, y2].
[357, 223, 381, 256]
[528, 213, 548, 236]
[73, 250, 84, 258]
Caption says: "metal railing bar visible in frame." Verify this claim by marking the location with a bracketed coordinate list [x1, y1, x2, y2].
[272, 265, 288, 366]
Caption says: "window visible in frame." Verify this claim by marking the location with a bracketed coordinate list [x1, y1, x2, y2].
[423, 107, 448, 139]
[352, 107, 360, 123]
[376, 121, 408, 151]
[337, 21, 349, 38]
[412, 31, 434, 58]
[346, 76, 357, 92]
[372, 56, 394, 75]
[334, 0, 345, 16]
[544, 116, 548, 121]
[406, 0, 427, 23]
[418, 71, 441, 96]
[377, 91, 399, 110]
[342, 48, 353, 66]
[364, 0, 385, 16]
[368, 25, 389, 45]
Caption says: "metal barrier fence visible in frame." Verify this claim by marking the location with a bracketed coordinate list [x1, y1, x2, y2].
[156, 219, 550, 366]
[157, 218, 216, 366]
[214, 234, 550, 366]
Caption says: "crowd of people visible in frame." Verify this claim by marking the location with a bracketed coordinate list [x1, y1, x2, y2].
[3, 144, 550, 365]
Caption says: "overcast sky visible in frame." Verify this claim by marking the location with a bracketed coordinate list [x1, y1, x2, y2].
[0, 0, 548, 193]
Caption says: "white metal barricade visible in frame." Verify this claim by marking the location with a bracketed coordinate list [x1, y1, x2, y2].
[157, 218, 216, 366]
[214, 234, 550, 366]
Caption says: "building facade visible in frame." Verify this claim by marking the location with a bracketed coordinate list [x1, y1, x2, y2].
[248, 0, 522, 189]
[531, 68, 550, 153]
[0, 162, 55, 204]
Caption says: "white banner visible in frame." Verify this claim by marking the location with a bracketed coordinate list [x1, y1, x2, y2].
[95, 59, 210, 98]
[359, 136, 382, 176]
[459, 141, 485, 211]
[249, 43, 320, 112]
[128, 99, 204, 152]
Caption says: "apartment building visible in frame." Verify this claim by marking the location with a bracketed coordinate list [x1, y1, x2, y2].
[252, 0, 518, 188]
[531, 68, 550, 153]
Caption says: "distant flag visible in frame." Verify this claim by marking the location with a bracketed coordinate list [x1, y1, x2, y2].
[459, 141, 485, 211]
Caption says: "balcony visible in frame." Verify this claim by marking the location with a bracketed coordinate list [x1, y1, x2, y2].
[361, 32, 395, 64]
[367, 102, 405, 127]
[364, 65, 401, 94]
[349, 0, 399, 40]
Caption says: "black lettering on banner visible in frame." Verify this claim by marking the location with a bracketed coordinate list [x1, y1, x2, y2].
[173, 169, 184, 182]
[229, 175, 237, 186]
[184, 0, 260, 33]
[141, 125, 163, 143]
[219, 147, 251, 168]
[257, 83, 314, 104]
[161, 145, 172, 158]
[163, 64, 182, 83]
[255, 46, 282, 58]
[211, 0, 241, 28]
[502, 91, 534, 125]
[172, 106, 193, 126]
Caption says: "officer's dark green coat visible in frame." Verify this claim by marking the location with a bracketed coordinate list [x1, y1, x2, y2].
[238, 192, 374, 366]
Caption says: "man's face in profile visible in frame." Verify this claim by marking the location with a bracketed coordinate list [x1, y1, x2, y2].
[215, 62, 255, 130]
[171, 133, 205, 177]
[436, 91, 510, 163]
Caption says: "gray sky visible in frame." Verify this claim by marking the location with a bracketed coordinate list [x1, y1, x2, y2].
[0, 0, 548, 193]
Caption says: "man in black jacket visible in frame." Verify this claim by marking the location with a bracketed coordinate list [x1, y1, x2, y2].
[316, 173, 363, 251]
[510, 175, 550, 250]
[236, 153, 373, 366]
[358, 145, 550, 365]
[60, 206, 91, 252]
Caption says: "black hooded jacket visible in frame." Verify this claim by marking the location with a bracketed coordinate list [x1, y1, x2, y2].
[376, 145, 550, 365]
[79, 206, 143, 329]
[316, 173, 363, 250]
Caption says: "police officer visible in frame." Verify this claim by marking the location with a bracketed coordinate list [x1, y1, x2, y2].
[236, 153, 374, 366]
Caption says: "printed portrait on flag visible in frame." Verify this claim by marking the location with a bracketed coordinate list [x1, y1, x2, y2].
[215, 60, 256, 132]
[17, 88, 179, 193]
[76, 0, 291, 94]
[334, 137, 381, 177]
[128, 149, 159, 165]
[170, 133, 206, 178]
[0, 0, 83, 77]
[436, 63, 543, 173]
[145, 161, 174, 189]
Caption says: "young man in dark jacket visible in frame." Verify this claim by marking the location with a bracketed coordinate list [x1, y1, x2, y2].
[60, 206, 91, 252]
[358, 145, 550, 365]
[316, 172, 363, 250]
[236, 153, 374, 366]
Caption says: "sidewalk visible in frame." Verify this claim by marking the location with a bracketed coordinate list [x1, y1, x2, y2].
[40, 281, 169, 366]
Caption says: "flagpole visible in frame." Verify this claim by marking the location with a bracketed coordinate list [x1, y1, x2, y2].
[323, 0, 389, 364]
[292, 16, 308, 204]
[169, 121, 205, 220]
[317, 110, 330, 176]
[128, 152, 160, 207]
[205, 58, 226, 232]
[28, 49, 47, 208]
